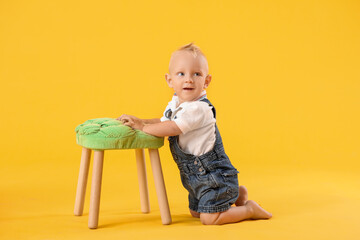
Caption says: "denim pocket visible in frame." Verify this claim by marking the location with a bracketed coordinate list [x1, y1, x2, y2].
[220, 169, 239, 180]
[210, 168, 238, 189]
[220, 169, 239, 198]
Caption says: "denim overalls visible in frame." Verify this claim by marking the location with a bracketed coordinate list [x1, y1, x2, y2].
[168, 98, 239, 213]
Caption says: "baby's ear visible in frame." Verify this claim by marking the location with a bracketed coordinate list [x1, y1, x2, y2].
[204, 74, 212, 88]
[165, 73, 172, 87]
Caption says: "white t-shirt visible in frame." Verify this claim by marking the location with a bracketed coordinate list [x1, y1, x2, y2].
[160, 91, 216, 156]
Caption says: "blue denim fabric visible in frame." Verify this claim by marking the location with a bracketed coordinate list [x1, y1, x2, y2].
[168, 98, 239, 213]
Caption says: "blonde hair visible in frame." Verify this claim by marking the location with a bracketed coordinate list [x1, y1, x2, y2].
[176, 42, 206, 58]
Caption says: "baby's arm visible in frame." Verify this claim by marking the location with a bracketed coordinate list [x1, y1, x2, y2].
[142, 121, 182, 137]
[143, 118, 161, 124]
[117, 114, 182, 137]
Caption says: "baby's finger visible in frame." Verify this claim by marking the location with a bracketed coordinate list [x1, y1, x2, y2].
[117, 114, 126, 121]
[123, 121, 134, 128]
[121, 116, 131, 122]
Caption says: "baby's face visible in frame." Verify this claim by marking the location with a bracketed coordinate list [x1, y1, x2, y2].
[165, 51, 211, 104]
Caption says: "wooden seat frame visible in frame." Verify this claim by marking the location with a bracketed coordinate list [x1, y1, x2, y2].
[74, 147, 171, 229]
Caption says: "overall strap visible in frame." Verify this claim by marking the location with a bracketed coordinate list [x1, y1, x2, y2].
[200, 98, 216, 119]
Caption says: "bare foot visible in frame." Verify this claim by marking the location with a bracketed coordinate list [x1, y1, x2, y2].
[245, 200, 272, 219]
[235, 185, 248, 206]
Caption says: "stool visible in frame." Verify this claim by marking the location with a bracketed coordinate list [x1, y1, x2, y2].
[74, 118, 171, 229]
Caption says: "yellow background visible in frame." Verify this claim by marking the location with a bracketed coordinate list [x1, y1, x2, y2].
[1, 0, 359, 239]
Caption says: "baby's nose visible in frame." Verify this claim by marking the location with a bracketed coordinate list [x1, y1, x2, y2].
[185, 77, 194, 83]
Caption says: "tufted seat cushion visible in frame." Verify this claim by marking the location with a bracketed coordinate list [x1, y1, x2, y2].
[75, 118, 164, 150]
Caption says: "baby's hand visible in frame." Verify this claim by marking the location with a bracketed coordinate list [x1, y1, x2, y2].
[116, 114, 145, 131]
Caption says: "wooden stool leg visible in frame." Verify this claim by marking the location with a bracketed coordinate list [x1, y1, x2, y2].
[88, 150, 104, 229]
[74, 147, 91, 216]
[148, 149, 172, 225]
[135, 149, 150, 213]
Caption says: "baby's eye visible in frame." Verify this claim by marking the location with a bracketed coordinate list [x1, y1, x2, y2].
[177, 72, 184, 76]
[194, 72, 201, 76]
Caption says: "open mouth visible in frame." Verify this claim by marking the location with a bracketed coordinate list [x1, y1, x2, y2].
[183, 88, 194, 90]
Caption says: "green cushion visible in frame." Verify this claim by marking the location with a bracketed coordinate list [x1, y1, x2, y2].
[75, 118, 164, 150]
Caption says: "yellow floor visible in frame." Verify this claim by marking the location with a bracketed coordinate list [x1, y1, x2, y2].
[1, 148, 359, 240]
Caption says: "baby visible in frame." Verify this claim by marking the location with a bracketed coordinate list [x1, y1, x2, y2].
[117, 43, 272, 225]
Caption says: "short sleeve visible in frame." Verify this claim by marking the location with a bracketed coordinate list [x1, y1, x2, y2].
[160, 101, 172, 122]
[174, 102, 214, 134]
[160, 95, 179, 122]
[160, 114, 169, 122]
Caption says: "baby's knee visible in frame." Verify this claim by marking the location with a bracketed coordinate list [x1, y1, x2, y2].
[189, 209, 200, 218]
[200, 212, 221, 225]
